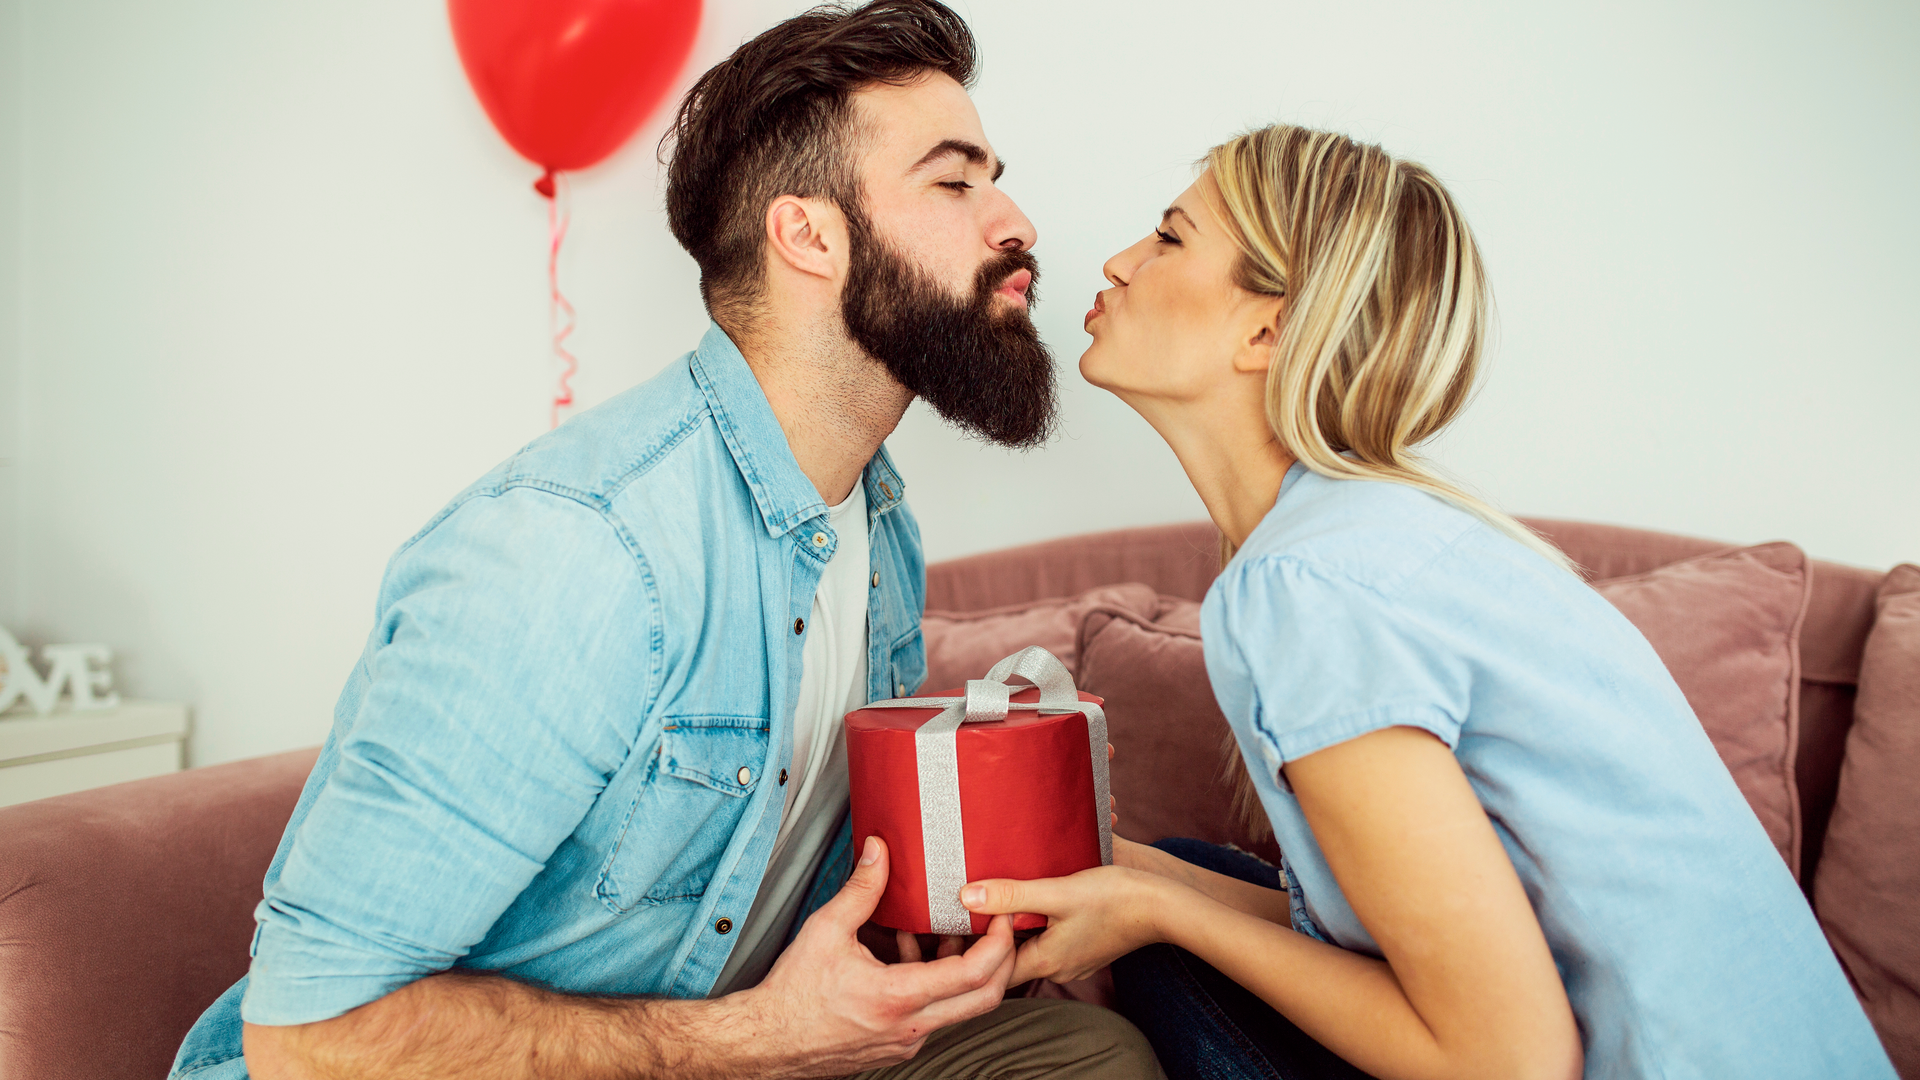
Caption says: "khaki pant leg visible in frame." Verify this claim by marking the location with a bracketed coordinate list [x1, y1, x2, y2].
[845, 998, 1165, 1080]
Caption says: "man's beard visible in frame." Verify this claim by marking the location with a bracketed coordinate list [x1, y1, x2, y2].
[840, 213, 1057, 449]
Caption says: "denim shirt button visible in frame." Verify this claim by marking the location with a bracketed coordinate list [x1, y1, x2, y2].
[736, 766, 752, 786]
[897, 682, 907, 696]
[871, 571, 880, 588]
[714, 917, 733, 935]
[812, 532, 828, 547]
[794, 617, 805, 635]
[779, 768, 789, 785]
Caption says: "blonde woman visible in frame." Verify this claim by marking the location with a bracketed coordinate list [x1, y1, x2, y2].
[959, 125, 1893, 1080]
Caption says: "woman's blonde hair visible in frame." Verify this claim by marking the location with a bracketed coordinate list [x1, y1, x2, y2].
[1205, 124, 1575, 838]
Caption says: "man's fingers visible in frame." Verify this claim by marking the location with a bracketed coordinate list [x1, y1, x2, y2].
[896, 929, 923, 964]
[908, 961, 1011, 1033]
[888, 915, 1014, 1002]
[1008, 934, 1058, 987]
[935, 934, 965, 960]
[815, 836, 888, 932]
[903, 920, 1017, 1031]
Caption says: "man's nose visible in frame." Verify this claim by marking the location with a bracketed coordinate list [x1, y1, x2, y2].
[986, 188, 1038, 253]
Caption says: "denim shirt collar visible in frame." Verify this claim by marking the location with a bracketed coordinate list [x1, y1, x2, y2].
[689, 322, 906, 540]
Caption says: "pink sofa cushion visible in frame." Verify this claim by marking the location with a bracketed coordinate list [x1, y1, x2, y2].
[0, 747, 319, 1080]
[1815, 563, 1920, 1078]
[1593, 542, 1811, 873]
[922, 582, 1159, 692]
[1073, 602, 1281, 865]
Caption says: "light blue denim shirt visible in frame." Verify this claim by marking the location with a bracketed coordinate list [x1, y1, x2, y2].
[171, 324, 928, 1078]
[1205, 464, 1895, 1080]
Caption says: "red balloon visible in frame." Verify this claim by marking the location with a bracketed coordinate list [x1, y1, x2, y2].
[449, 0, 702, 178]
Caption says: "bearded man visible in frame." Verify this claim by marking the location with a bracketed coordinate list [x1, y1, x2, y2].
[167, 2, 1163, 1079]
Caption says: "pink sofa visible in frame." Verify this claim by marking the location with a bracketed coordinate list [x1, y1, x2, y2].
[2, 519, 1911, 1079]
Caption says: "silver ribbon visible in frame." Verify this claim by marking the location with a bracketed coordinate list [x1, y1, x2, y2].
[862, 646, 1113, 934]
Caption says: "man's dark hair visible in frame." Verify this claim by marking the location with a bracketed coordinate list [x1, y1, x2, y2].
[662, 1, 977, 329]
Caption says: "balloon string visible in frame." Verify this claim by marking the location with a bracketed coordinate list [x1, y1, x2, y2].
[546, 173, 577, 429]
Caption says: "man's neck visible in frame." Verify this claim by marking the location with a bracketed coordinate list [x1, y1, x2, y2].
[729, 316, 913, 507]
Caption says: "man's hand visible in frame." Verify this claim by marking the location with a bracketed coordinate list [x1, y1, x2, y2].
[738, 836, 1017, 1078]
[246, 836, 1013, 1080]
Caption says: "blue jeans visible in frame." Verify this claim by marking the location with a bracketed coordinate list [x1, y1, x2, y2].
[1111, 839, 1375, 1080]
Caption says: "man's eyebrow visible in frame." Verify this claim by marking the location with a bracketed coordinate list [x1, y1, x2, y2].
[1162, 206, 1200, 233]
[910, 139, 1006, 182]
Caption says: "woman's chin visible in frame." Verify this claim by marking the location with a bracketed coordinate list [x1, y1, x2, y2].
[1076, 346, 1116, 391]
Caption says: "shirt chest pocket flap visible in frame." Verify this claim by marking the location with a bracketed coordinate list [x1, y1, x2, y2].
[595, 717, 769, 914]
[888, 626, 927, 698]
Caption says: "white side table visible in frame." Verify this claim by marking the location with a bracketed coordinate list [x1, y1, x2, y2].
[0, 700, 191, 808]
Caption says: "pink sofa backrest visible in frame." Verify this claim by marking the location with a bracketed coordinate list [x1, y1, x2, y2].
[0, 748, 319, 1080]
[926, 518, 1886, 885]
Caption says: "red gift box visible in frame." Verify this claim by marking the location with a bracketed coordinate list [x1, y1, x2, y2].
[845, 647, 1112, 934]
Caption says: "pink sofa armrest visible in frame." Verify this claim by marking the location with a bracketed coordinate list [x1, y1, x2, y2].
[0, 747, 318, 1080]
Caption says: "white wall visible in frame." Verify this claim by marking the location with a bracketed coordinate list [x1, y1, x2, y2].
[1, 0, 20, 629]
[6, 0, 1916, 768]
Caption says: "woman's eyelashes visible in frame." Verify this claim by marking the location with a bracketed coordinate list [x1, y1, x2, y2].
[1155, 228, 1182, 246]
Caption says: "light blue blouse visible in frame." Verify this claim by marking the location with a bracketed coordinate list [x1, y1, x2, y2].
[1202, 464, 1893, 1080]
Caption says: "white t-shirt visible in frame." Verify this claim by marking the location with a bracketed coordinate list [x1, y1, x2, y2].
[713, 482, 870, 993]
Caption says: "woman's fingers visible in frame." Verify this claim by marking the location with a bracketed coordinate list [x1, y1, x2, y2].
[895, 928, 923, 963]
[960, 876, 1067, 917]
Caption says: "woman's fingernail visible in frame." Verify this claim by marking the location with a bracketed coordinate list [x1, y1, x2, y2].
[961, 885, 984, 907]
[859, 837, 880, 866]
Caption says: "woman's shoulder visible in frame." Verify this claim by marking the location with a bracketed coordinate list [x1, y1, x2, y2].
[1230, 468, 1491, 600]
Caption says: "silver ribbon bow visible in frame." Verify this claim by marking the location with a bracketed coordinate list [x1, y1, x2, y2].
[863, 646, 1114, 934]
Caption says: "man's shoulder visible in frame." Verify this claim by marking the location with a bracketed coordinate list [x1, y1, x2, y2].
[389, 350, 738, 575]
[493, 351, 719, 504]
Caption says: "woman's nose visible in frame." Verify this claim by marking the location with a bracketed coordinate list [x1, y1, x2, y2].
[1103, 235, 1153, 286]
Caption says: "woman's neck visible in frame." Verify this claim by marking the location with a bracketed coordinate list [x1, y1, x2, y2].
[1129, 391, 1296, 550]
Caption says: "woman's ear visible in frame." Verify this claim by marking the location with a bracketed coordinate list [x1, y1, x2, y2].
[765, 195, 847, 283]
[1231, 297, 1288, 374]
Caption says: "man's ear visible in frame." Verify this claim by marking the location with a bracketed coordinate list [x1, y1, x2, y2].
[1231, 297, 1288, 374]
[765, 195, 848, 283]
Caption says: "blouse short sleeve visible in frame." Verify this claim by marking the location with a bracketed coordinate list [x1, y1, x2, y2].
[1211, 553, 1471, 767]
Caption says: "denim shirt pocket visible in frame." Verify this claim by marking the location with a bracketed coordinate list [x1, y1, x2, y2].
[886, 626, 927, 698]
[595, 716, 769, 914]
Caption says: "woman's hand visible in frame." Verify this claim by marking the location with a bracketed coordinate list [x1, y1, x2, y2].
[1111, 835, 1167, 873]
[958, 865, 1176, 985]
[1110, 836, 1294, 925]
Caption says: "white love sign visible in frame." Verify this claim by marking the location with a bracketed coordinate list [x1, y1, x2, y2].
[0, 625, 120, 715]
